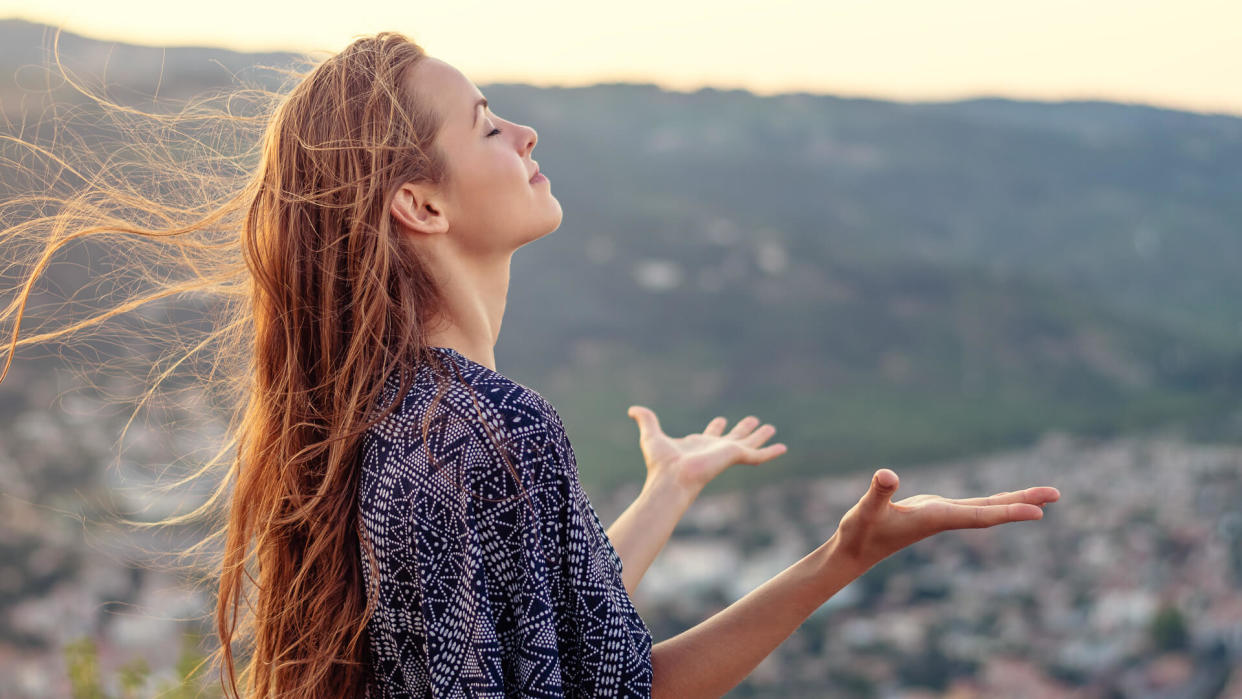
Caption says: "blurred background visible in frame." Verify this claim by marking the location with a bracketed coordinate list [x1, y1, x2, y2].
[1, 2, 1240, 696]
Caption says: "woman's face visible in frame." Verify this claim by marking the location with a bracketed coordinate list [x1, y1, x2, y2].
[402, 57, 562, 255]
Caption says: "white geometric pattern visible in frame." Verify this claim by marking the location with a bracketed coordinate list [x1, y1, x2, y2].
[357, 346, 654, 697]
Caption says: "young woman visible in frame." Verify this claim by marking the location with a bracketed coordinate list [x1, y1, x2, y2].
[1, 31, 1059, 698]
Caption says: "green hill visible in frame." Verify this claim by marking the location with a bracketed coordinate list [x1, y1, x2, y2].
[2, 19, 1239, 494]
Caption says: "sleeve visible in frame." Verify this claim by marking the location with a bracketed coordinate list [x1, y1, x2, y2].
[531, 426, 655, 698]
[366, 403, 652, 698]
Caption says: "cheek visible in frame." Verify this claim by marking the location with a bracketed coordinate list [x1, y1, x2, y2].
[483, 155, 530, 204]
[464, 152, 513, 194]
[451, 150, 529, 225]
[491, 150, 526, 183]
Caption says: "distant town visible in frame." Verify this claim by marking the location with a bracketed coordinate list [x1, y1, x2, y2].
[610, 433, 1242, 697]
[5, 405, 1238, 696]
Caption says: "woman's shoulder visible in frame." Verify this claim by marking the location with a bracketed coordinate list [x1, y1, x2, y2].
[369, 345, 565, 446]
[359, 347, 574, 516]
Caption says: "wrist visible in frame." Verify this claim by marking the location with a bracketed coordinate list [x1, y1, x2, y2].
[640, 472, 701, 512]
[814, 532, 872, 584]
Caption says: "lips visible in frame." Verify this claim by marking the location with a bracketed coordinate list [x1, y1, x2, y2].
[528, 163, 540, 182]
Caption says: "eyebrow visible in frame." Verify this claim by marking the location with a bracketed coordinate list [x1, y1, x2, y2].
[472, 98, 488, 127]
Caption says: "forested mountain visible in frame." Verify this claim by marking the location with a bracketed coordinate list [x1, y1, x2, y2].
[2, 18, 1239, 493]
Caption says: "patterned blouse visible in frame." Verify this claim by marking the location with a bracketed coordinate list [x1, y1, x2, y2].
[357, 346, 654, 698]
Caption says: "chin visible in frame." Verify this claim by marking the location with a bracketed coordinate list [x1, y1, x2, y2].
[510, 199, 562, 249]
[538, 200, 564, 236]
[545, 207, 564, 234]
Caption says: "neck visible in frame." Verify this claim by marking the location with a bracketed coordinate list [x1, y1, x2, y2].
[423, 246, 512, 371]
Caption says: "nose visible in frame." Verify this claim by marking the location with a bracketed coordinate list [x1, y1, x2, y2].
[522, 125, 537, 156]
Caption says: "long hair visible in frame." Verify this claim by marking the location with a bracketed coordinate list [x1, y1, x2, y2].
[0, 29, 500, 696]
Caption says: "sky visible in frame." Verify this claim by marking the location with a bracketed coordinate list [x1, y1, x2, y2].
[2, 0, 1240, 117]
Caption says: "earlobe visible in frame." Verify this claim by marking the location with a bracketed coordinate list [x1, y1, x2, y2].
[390, 182, 449, 236]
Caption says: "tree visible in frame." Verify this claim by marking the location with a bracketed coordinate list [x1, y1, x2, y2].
[1149, 604, 1190, 652]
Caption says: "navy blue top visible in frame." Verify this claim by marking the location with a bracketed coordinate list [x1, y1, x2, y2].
[357, 346, 654, 698]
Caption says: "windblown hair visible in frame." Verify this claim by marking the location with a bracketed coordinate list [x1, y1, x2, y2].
[0, 29, 520, 696]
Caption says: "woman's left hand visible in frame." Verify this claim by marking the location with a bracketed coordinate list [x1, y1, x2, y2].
[628, 405, 787, 497]
[830, 468, 1060, 575]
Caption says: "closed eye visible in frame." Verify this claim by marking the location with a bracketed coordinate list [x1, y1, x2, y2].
[487, 126, 503, 137]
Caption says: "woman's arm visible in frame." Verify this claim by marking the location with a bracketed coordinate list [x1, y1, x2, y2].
[606, 474, 697, 595]
[650, 530, 857, 698]
[606, 407, 787, 595]
[649, 468, 1060, 697]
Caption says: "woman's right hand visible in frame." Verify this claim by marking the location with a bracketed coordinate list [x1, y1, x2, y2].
[647, 468, 1060, 697]
[829, 468, 1060, 575]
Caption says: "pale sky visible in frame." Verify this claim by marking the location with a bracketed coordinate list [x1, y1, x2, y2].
[3, 0, 1240, 116]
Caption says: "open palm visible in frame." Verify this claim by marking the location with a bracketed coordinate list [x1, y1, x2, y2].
[628, 405, 787, 495]
[833, 468, 1061, 574]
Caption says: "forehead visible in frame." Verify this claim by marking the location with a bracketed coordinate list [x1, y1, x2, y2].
[405, 57, 481, 134]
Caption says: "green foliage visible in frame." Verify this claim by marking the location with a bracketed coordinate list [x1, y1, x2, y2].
[156, 629, 222, 698]
[64, 637, 105, 699]
[1148, 604, 1190, 652]
[62, 630, 221, 699]
[117, 657, 150, 699]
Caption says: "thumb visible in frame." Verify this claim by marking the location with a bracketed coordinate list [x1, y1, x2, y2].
[865, 468, 899, 511]
[627, 405, 662, 437]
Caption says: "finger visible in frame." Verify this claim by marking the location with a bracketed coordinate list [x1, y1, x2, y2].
[627, 405, 663, 437]
[727, 415, 760, 439]
[741, 423, 777, 448]
[863, 468, 899, 514]
[941, 502, 1044, 529]
[703, 416, 727, 437]
[950, 486, 1061, 507]
[738, 443, 787, 464]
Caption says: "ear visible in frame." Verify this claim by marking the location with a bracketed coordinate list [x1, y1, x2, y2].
[390, 181, 450, 236]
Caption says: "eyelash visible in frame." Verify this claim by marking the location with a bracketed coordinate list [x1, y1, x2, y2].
[487, 126, 503, 137]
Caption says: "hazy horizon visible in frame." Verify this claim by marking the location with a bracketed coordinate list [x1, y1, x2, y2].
[2, 0, 1240, 118]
